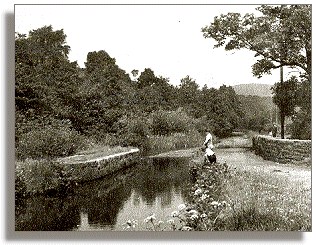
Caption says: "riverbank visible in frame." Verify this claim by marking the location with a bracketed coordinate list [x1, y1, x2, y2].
[149, 134, 311, 231]
[15, 146, 140, 198]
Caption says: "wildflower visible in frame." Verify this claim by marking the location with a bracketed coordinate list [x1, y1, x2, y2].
[211, 201, 219, 206]
[201, 213, 207, 218]
[221, 201, 228, 207]
[156, 220, 164, 227]
[178, 204, 186, 211]
[144, 214, 156, 223]
[171, 211, 179, 217]
[188, 209, 198, 215]
[126, 220, 132, 227]
[181, 226, 193, 231]
[194, 188, 202, 196]
[200, 194, 209, 200]
[190, 214, 199, 220]
[167, 219, 175, 224]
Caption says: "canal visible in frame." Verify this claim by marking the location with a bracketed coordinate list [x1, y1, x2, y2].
[15, 156, 193, 231]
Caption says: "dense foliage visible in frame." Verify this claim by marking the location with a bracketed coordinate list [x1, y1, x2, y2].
[15, 25, 248, 160]
[202, 5, 311, 139]
[238, 95, 274, 132]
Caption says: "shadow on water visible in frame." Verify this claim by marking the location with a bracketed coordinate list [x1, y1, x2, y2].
[15, 157, 192, 231]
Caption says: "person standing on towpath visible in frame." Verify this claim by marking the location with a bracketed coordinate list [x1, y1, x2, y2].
[203, 131, 216, 164]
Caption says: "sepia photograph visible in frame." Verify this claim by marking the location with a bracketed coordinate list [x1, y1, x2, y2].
[14, 3, 311, 233]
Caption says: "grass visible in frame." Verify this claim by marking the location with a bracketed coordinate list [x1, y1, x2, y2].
[217, 169, 311, 231]
[180, 132, 311, 231]
[148, 131, 203, 155]
[183, 158, 311, 231]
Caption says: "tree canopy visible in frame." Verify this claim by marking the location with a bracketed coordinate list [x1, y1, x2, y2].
[202, 5, 311, 81]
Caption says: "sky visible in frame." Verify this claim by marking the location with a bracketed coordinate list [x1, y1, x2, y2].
[13, 4, 294, 88]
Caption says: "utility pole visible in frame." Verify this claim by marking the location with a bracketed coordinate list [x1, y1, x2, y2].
[279, 6, 286, 139]
[280, 63, 285, 139]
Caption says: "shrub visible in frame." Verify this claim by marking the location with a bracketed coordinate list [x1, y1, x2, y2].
[151, 109, 195, 136]
[15, 159, 62, 196]
[16, 118, 85, 160]
[148, 130, 203, 155]
[289, 109, 311, 140]
[114, 115, 150, 150]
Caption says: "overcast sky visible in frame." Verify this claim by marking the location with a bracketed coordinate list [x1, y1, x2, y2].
[15, 4, 293, 88]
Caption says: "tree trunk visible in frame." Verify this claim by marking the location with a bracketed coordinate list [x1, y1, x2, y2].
[280, 111, 285, 139]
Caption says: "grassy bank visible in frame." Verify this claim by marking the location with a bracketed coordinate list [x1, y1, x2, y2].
[217, 169, 311, 231]
[150, 132, 311, 231]
[147, 131, 203, 155]
[15, 145, 136, 198]
[15, 130, 203, 199]
[180, 145, 311, 231]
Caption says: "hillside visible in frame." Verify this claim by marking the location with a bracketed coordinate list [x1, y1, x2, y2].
[233, 83, 273, 97]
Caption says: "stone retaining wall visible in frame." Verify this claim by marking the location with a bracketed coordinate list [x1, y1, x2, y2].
[61, 149, 140, 183]
[252, 136, 311, 165]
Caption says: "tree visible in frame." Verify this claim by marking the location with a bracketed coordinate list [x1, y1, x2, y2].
[80, 50, 133, 133]
[202, 5, 311, 138]
[177, 76, 200, 117]
[15, 25, 82, 120]
[202, 5, 311, 80]
[272, 76, 299, 117]
[136, 68, 157, 89]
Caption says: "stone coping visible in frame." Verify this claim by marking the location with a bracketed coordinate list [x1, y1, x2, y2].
[256, 135, 311, 143]
[58, 148, 140, 165]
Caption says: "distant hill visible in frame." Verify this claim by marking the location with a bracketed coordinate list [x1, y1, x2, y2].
[233, 83, 273, 97]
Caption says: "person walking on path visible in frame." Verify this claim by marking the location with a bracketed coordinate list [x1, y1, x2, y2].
[203, 131, 216, 164]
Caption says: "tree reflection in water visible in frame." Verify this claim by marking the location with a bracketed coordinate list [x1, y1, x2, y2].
[15, 157, 192, 231]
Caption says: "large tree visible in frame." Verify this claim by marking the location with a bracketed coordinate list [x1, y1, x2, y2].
[81, 50, 133, 133]
[15, 25, 82, 121]
[202, 5, 311, 138]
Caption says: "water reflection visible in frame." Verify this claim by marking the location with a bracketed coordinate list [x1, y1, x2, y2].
[15, 157, 192, 231]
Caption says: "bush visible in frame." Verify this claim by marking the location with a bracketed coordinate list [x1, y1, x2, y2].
[114, 115, 150, 150]
[16, 118, 85, 160]
[148, 130, 203, 154]
[289, 109, 311, 140]
[15, 158, 77, 198]
[151, 109, 195, 136]
[15, 159, 62, 196]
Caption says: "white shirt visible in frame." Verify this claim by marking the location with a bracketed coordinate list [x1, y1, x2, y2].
[204, 133, 214, 149]
[204, 133, 215, 156]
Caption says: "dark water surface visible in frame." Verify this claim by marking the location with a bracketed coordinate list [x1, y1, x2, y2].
[15, 157, 192, 231]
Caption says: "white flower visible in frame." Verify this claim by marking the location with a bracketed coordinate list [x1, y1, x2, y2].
[188, 209, 199, 215]
[190, 214, 199, 220]
[211, 201, 219, 206]
[194, 188, 202, 196]
[181, 226, 193, 231]
[221, 201, 228, 207]
[158, 221, 164, 225]
[171, 211, 179, 217]
[200, 194, 209, 200]
[178, 204, 186, 211]
[144, 214, 156, 223]
[167, 219, 175, 224]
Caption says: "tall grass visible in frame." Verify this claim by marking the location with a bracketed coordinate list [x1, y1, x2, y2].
[148, 130, 203, 154]
[15, 159, 65, 196]
[217, 170, 311, 231]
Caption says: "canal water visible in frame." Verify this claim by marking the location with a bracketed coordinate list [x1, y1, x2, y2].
[15, 157, 192, 231]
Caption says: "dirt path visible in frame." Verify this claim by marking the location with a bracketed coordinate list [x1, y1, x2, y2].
[216, 147, 311, 189]
[151, 134, 311, 189]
